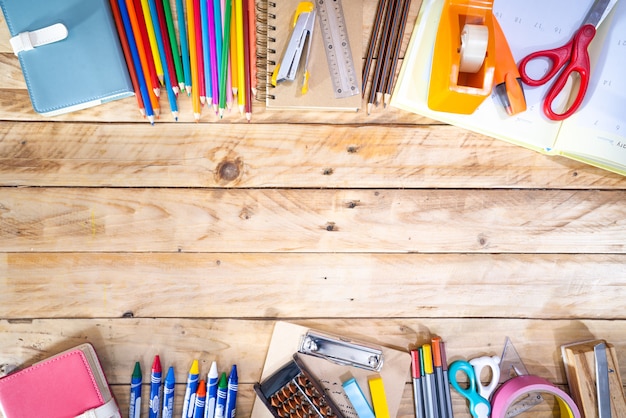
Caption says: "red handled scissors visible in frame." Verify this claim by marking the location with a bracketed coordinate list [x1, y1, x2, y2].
[518, 0, 616, 121]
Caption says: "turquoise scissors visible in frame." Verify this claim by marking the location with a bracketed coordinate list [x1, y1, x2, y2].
[449, 356, 501, 418]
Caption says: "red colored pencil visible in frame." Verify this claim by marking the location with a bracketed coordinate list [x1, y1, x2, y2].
[242, 0, 251, 120]
[193, 0, 206, 104]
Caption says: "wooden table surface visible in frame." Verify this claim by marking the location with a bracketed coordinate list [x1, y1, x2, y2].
[1, 1, 625, 417]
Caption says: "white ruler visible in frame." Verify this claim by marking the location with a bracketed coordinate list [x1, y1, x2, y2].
[315, 0, 360, 98]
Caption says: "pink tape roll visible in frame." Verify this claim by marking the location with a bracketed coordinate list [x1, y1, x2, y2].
[491, 375, 580, 418]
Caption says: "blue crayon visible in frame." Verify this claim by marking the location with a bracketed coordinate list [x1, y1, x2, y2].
[149, 355, 163, 418]
[193, 380, 207, 418]
[129, 362, 142, 418]
[214, 372, 228, 418]
[225, 365, 238, 418]
[162, 366, 175, 418]
[205, 361, 219, 418]
[182, 360, 200, 418]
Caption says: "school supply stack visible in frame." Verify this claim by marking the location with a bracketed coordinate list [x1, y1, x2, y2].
[0, 0, 134, 116]
[0, 343, 121, 418]
[391, 0, 626, 177]
[251, 322, 411, 418]
[263, 0, 363, 111]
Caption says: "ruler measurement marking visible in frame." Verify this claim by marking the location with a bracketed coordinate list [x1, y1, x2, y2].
[316, 0, 359, 98]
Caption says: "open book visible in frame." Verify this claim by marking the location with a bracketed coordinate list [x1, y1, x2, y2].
[391, 0, 626, 176]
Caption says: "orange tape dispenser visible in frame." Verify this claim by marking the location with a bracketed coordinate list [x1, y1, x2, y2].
[427, 0, 497, 114]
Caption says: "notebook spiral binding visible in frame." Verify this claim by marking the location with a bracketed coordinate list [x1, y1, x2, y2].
[255, 0, 272, 101]
[257, 0, 277, 101]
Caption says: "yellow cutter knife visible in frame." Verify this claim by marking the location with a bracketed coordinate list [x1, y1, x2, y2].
[271, 2, 316, 94]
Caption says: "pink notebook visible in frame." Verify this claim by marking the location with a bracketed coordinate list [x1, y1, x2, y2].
[0, 343, 121, 418]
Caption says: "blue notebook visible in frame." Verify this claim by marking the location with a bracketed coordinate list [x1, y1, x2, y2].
[0, 0, 134, 116]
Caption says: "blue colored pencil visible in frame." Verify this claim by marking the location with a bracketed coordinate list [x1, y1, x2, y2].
[117, 0, 155, 124]
[176, 0, 192, 95]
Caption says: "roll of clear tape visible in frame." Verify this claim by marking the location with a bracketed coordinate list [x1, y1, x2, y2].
[459, 24, 488, 73]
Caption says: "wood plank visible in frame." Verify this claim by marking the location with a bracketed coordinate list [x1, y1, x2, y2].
[1, 318, 625, 386]
[1, 122, 624, 188]
[1, 253, 625, 320]
[0, 188, 625, 253]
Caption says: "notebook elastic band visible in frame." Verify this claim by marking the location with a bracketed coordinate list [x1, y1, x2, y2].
[10, 23, 68, 55]
[74, 398, 121, 418]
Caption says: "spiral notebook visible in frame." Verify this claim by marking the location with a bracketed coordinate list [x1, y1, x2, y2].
[264, 0, 363, 111]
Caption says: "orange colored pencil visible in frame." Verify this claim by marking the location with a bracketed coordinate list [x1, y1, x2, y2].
[187, 0, 201, 120]
[126, 0, 161, 115]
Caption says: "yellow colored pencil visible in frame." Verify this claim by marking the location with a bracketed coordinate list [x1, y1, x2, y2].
[140, 0, 164, 85]
[187, 0, 201, 120]
[235, 0, 245, 114]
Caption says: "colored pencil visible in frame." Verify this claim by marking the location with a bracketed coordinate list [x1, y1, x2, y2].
[212, 0, 223, 107]
[127, 0, 161, 116]
[235, 0, 245, 114]
[156, 0, 181, 95]
[367, 0, 398, 113]
[242, 0, 251, 121]
[175, 0, 192, 95]
[201, 0, 213, 105]
[118, 0, 155, 123]
[363, 0, 389, 96]
[219, 0, 232, 117]
[247, 0, 256, 97]
[194, 0, 206, 105]
[376, 0, 402, 106]
[109, 0, 146, 116]
[187, 0, 201, 120]
[230, 0, 238, 97]
[162, 0, 185, 91]
[132, 0, 161, 98]
[208, 0, 221, 112]
[148, 0, 179, 119]
[383, 0, 412, 107]
[141, 0, 165, 85]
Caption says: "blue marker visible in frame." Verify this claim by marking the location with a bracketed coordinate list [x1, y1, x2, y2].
[205, 361, 219, 418]
[225, 365, 238, 418]
[162, 366, 176, 418]
[150, 355, 163, 418]
[214, 372, 228, 418]
[130, 362, 142, 418]
[182, 360, 200, 418]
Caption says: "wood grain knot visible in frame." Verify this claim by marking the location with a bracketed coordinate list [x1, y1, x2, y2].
[216, 158, 243, 184]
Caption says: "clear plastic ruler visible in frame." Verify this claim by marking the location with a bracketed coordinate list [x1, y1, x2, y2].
[499, 337, 545, 417]
[315, 0, 360, 98]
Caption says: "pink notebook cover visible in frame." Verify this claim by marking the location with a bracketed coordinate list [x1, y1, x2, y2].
[0, 344, 116, 418]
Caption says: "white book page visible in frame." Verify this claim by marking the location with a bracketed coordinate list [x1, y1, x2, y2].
[555, 0, 626, 170]
[392, 0, 599, 153]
